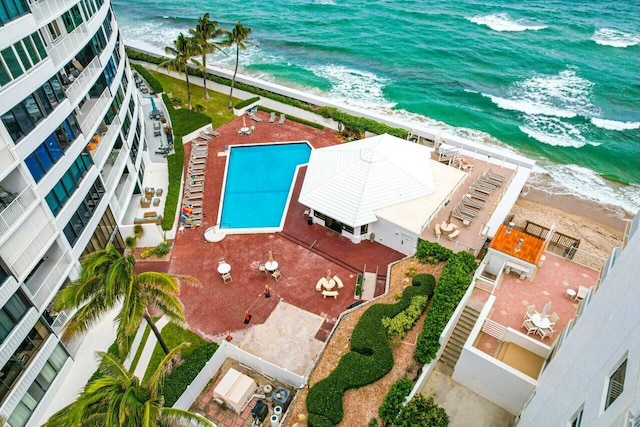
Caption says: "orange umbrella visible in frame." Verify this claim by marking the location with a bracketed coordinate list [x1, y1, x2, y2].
[268, 250, 274, 263]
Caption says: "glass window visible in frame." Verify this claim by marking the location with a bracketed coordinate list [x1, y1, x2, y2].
[44, 134, 63, 161]
[23, 35, 40, 63]
[0, 61, 11, 85]
[35, 143, 54, 171]
[24, 94, 43, 123]
[606, 359, 627, 409]
[24, 154, 45, 182]
[13, 41, 31, 71]
[1, 47, 23, 78]
[1, 110, 21, 140]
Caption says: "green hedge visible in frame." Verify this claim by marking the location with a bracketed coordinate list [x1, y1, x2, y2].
[160, 94, 211, 230]
[235, 96, 260, 109]
[133, 64, 163, 94]
[415, 239, 454, 264]
[414, 249, 477, 364]
[306, 275, 436, 426]
[162, 342, 219, 406]
[317, 106, 408, 139]
[379, 377, 413, 424]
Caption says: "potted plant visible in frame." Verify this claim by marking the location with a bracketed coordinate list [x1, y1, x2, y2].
[354, 273, 363, 299]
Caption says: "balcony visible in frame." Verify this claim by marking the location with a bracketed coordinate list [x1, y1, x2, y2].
[89, 116, 121, 166]
[65, 55, 102, 105]
[76, 87, 111, 136]
[48, 23, 89, 68]
[0, 187, 38, 239]
[24, 247, 72, 310]
[0, 143, 18, 177]
[28, 0, 79, 24]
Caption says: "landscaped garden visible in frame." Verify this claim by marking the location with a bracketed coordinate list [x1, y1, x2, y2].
[286, 241, 476, 426]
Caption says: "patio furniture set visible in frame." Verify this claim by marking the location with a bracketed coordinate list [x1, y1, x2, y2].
[521, 304, 560, 340]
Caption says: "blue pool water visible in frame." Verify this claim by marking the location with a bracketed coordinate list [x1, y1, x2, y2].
[220, 143, 311, 229]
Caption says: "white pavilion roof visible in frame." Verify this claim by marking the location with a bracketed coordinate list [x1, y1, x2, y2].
[299, 134, 437, 227]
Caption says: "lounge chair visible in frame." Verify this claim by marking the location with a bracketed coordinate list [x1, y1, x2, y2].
[462, 194, 484, 210]
[487, 168, 506, 182]
[278, 113, 286, 125]
[269, 112, 276, 123]
[481, 171, 502, 187]
[199, 131, 213, 141]
[205, 126, 220, 137]
[469, 188, 489, 201]
[248, 112, 263, 122]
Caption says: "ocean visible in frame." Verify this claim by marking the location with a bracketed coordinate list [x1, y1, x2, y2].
[112, 0, 640, 215]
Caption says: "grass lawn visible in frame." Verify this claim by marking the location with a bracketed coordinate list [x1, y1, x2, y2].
[149, 69, 239, 128]
[142, 322, 207, 383]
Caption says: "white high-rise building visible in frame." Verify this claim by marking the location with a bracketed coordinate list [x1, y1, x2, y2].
[1, 0, 146, 425]
[515, 215, 640, 427]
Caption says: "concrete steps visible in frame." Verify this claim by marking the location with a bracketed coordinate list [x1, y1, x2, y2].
[440, 305, 480, 369]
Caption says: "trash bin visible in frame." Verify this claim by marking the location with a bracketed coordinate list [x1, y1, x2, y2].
[307, 216, 313, 225]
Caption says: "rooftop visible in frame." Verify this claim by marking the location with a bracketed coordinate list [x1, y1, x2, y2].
[489, 224, 545, 265]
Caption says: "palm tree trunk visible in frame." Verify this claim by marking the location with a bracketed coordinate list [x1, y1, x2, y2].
[144, 309, 170, 355]
[185, 68, 192, 110]
[202, 53, 210, 100]
[228, 47, 240, 109]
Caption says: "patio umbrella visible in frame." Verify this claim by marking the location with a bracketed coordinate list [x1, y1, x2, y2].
[268, 250, 274, 263]
[242, 116, 247, 128]
[447, 211, 453, 225]
[326, 269, 332, 280]
[541, 301, 552, 318]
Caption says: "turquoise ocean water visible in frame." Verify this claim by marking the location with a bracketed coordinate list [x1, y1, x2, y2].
[113, 0, 640, 214]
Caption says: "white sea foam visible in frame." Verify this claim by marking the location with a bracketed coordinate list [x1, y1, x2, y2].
[529, 163, 640, 214]
[309, 64, 396, 109]
[520, 115, 591, 148]
[484, 94, 576, 118]
[467, 13, 547, 32]
[592, 28, 640, 48]
[591, 118, 640, 131]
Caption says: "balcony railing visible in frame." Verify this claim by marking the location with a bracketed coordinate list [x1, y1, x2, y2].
[0, 144, 18, 175]
[65, 55, 102, 105]
[77, 87, 111, 135]
[50, 307, 74, 336]
[24, 252, 71, 309]
[28, 0, 79, 24]
[0, 187, 38, 238]
[48, 23, 89, 68]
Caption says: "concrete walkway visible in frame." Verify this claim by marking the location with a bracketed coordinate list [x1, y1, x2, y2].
[132, 316, 170, 379]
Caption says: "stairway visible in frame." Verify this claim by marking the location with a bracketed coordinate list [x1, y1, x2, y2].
[440, 305, 481, 369]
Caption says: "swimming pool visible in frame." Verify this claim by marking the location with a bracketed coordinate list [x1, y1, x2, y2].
[219, 142, 311, 230]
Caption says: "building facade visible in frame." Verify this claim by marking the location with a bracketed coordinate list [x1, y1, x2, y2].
[0, 0, 146, 425]
[515, 215, 640, 427]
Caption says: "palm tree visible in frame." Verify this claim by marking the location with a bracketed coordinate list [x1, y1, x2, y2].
[44, 347, 213, 427]
[159, 33, 197, 109]
[54, 243, 195, 357]
[226, 21, 257, 109]
[189, 13, 228, 100]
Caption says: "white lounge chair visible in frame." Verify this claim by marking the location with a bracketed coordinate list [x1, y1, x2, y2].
[248, 112, 263, 122]
[269, 112, 276, 123]
[199, 131, 212, 141]
[278, 113, 286, 125]
[205, 126, 220, 137]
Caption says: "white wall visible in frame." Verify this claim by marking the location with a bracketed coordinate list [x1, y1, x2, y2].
[516, 224, 640, 427]
[453, 345, 537, 415]
[370, 217, 417, 256]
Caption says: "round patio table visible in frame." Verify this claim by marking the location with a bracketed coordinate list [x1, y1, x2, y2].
[265, 261, 278, 272]
[217, 263, 231, 274]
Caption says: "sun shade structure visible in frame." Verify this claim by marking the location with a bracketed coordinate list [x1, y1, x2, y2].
[299, 134, 436, 227]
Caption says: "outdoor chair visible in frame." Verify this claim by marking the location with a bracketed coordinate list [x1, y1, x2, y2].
[271, 270, 282, 281]
[258, 264, 268, 275]
[278, 113, 286, 125]
[487, 168, 506, 182]
[525, 305, 537, 320]
[269, 112, 276, 123]
[575, 285, 589, 301]
[222, 272, 232, 284]
[199, 131, 212, 141]
[218, 257, 226, 266]
[537, 325, 555, 340]
[548, 312, 560, 327]
[521, 318, 538, 335]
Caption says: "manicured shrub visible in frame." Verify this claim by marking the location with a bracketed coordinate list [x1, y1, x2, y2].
[162, 342, 218, 406]
[379, 377, 413, 424]
[415, 240, 453, 264]
[133, 64, 163, 94]
[382, 295, 428, 339]
[414, 251, 477, 364]
[411, 274, 436, 296]
[394, 395, 449, 427]
[235, 96, 260, 109]
[306, 275, 435, 426]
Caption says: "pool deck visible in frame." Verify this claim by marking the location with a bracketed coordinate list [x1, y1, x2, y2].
[137, 111, 405, 341]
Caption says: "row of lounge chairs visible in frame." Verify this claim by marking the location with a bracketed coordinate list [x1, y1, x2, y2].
[452, 169, 506, 226]
[268, 111, 286, 125]
[182, 140, 210, 228]
[199, 126, 220, 141]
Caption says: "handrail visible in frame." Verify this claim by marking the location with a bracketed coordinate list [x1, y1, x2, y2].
[0, 187, 38, 238]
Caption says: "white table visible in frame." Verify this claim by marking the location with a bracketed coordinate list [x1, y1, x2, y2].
[217, 263, 231, 274]
[531, 313, 550, 329]
[239, 127, 250, 135]
[265, 261, 278, 272]
[440, 222, 456, 234]
[565, 288, 576, 299]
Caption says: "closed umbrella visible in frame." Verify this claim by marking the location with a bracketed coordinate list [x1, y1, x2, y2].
[242, 116, 247, 128]
[268, 250, 273, 263]
[541, 301, 552, 318]
[447, 211, 453, 225]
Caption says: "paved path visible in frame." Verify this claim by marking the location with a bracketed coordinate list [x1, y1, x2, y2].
[133, 316, 170, 379]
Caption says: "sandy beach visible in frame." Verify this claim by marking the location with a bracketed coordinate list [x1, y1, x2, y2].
[508, 189, 628, 271]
